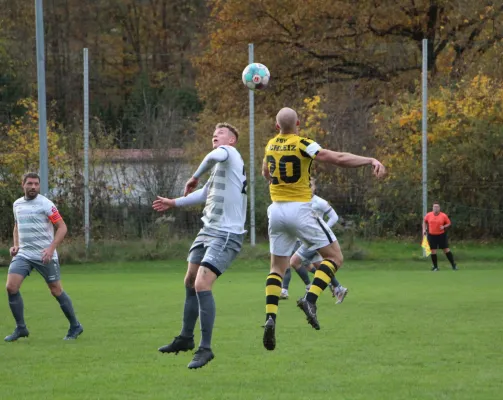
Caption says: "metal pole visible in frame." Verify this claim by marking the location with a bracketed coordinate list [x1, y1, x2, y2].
[83, 48, 90, 251]
[422, 39, 428, 256]
[35, 0, 48, 195]
[248, 43, 256, 246]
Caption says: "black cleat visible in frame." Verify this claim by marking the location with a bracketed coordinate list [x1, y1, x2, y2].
[64, 324, 84, 340]
[297, 297, 320, 330]
[452, 265, 458, 271]
[4, 326, 29, 342]
[431, 267, 439, 272]
[188, 347, 214, 369]
[158, 335, 195, 354]
[263, 316, 276, 351]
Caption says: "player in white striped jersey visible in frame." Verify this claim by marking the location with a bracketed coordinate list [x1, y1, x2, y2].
[280, 178, 349, 304]
[5, 173, 83, 342]
[153, 122, 247, 369]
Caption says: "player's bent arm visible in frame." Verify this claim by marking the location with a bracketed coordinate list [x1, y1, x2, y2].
[193, 147, 229, 179]
[262, 158, 272, 182]
[325, 208, 339, 228]
[316, 149, 373, 168]
[175, 184, 209, 207]
[50, 219, 68, 251]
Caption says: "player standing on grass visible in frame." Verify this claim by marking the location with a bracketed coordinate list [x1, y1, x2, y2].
[153, 123, 247, 369]
[5, 173, 83, 342]
[262, 107, 385, 350]
[423, 202, 458, 271]
[280, 178, 348, 304]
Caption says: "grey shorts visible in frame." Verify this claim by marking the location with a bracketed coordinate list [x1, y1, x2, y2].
[295, 244, 323, 266]
[187, 227, 245, 277]
[8, 256, 61, 283]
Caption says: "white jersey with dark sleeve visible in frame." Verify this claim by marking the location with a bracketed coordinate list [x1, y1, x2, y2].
[13, 194, 62, 261]
[311, 195, 338, 228]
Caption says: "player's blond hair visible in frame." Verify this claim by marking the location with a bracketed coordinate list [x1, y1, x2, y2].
[216, 122, 239, 140]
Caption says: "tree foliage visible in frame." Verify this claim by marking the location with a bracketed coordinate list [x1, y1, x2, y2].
[371, 75, 503, 237]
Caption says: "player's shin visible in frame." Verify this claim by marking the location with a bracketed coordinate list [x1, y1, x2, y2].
[55, 291, 79, 327]
[197, 291, 215, 349]
[265, 273, 282, 322]
[305, 259, 338, 304]
[8, 291, 26, 328]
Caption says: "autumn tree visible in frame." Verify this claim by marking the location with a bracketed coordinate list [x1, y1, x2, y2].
[371, 75, 503, 238]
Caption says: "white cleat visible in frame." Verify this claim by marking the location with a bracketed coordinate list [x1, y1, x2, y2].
[336, 286, 349, 304]
[279, 289, 289, 300]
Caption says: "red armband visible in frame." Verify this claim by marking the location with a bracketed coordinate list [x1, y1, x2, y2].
[49, 206, 62, 224]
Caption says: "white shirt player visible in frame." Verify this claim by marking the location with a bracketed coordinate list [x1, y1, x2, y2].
[175, 145, 247, 234]
[13, 194, 61, 261]
[311, 195, 339, 228]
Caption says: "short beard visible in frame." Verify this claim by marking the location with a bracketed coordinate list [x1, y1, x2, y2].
[25, 192, 38, 200]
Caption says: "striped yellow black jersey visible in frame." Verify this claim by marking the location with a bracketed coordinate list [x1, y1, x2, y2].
[264, 133, 322, 202]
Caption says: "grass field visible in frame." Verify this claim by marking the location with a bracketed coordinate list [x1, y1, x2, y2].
[1, 242, 502, 400]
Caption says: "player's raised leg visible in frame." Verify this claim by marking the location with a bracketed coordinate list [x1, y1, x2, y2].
[280, 267, 291, 299]
[4, 268, 29, 342]
[188, 266, 218, 369]
[158, 262, 199, 354]
[297, 240, 343, 330]
[290, 251, 312, 290]
[264, 254, 289, 351]
[187, 232, 241, 369]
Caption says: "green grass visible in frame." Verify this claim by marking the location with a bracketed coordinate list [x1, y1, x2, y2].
[1, 257, 502, 400]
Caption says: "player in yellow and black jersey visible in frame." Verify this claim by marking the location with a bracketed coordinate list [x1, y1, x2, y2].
[261, 107, 386, 351]
[264, 133, 320, 202]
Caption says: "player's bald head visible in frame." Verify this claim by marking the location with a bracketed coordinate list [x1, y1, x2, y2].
[276, 107, 299, 133]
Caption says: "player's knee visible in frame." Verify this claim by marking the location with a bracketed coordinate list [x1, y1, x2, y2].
[6, 283, 19, 295]
[194, 277, 212, 293]
[338, 254, 344, 266]
[49, 284, 63, 297]
[184, 274, 196, 288]
[290, 256, 301, 269]
[327, 254, 343, 266]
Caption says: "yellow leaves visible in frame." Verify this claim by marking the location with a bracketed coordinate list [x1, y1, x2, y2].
[0, 97, 68, 181]
[399, 110, 421, 127]
[428, 99, 447, 117]
[299, 95, 327, 139]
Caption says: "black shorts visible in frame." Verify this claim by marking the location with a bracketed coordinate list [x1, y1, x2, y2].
[427, 233, 449, 249]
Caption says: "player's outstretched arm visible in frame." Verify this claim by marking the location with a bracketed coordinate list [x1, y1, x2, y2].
[316, 149, 386, 178]
[184, 147, 229, 196]
[153, 184, 209, 213]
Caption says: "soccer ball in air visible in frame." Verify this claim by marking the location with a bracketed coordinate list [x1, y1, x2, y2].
[242, 63, 270, 90]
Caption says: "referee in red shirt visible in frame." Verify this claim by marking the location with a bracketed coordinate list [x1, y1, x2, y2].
[423, 202, 458, 271]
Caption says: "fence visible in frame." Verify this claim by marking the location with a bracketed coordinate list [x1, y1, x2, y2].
[2, 182, 502, 247]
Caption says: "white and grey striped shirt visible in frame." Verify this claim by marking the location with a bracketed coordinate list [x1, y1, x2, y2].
[201, 146, 247, 234]
[13, 195, 61, 261]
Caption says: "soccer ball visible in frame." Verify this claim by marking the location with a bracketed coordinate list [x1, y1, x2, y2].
[242, 63, 270, 90]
